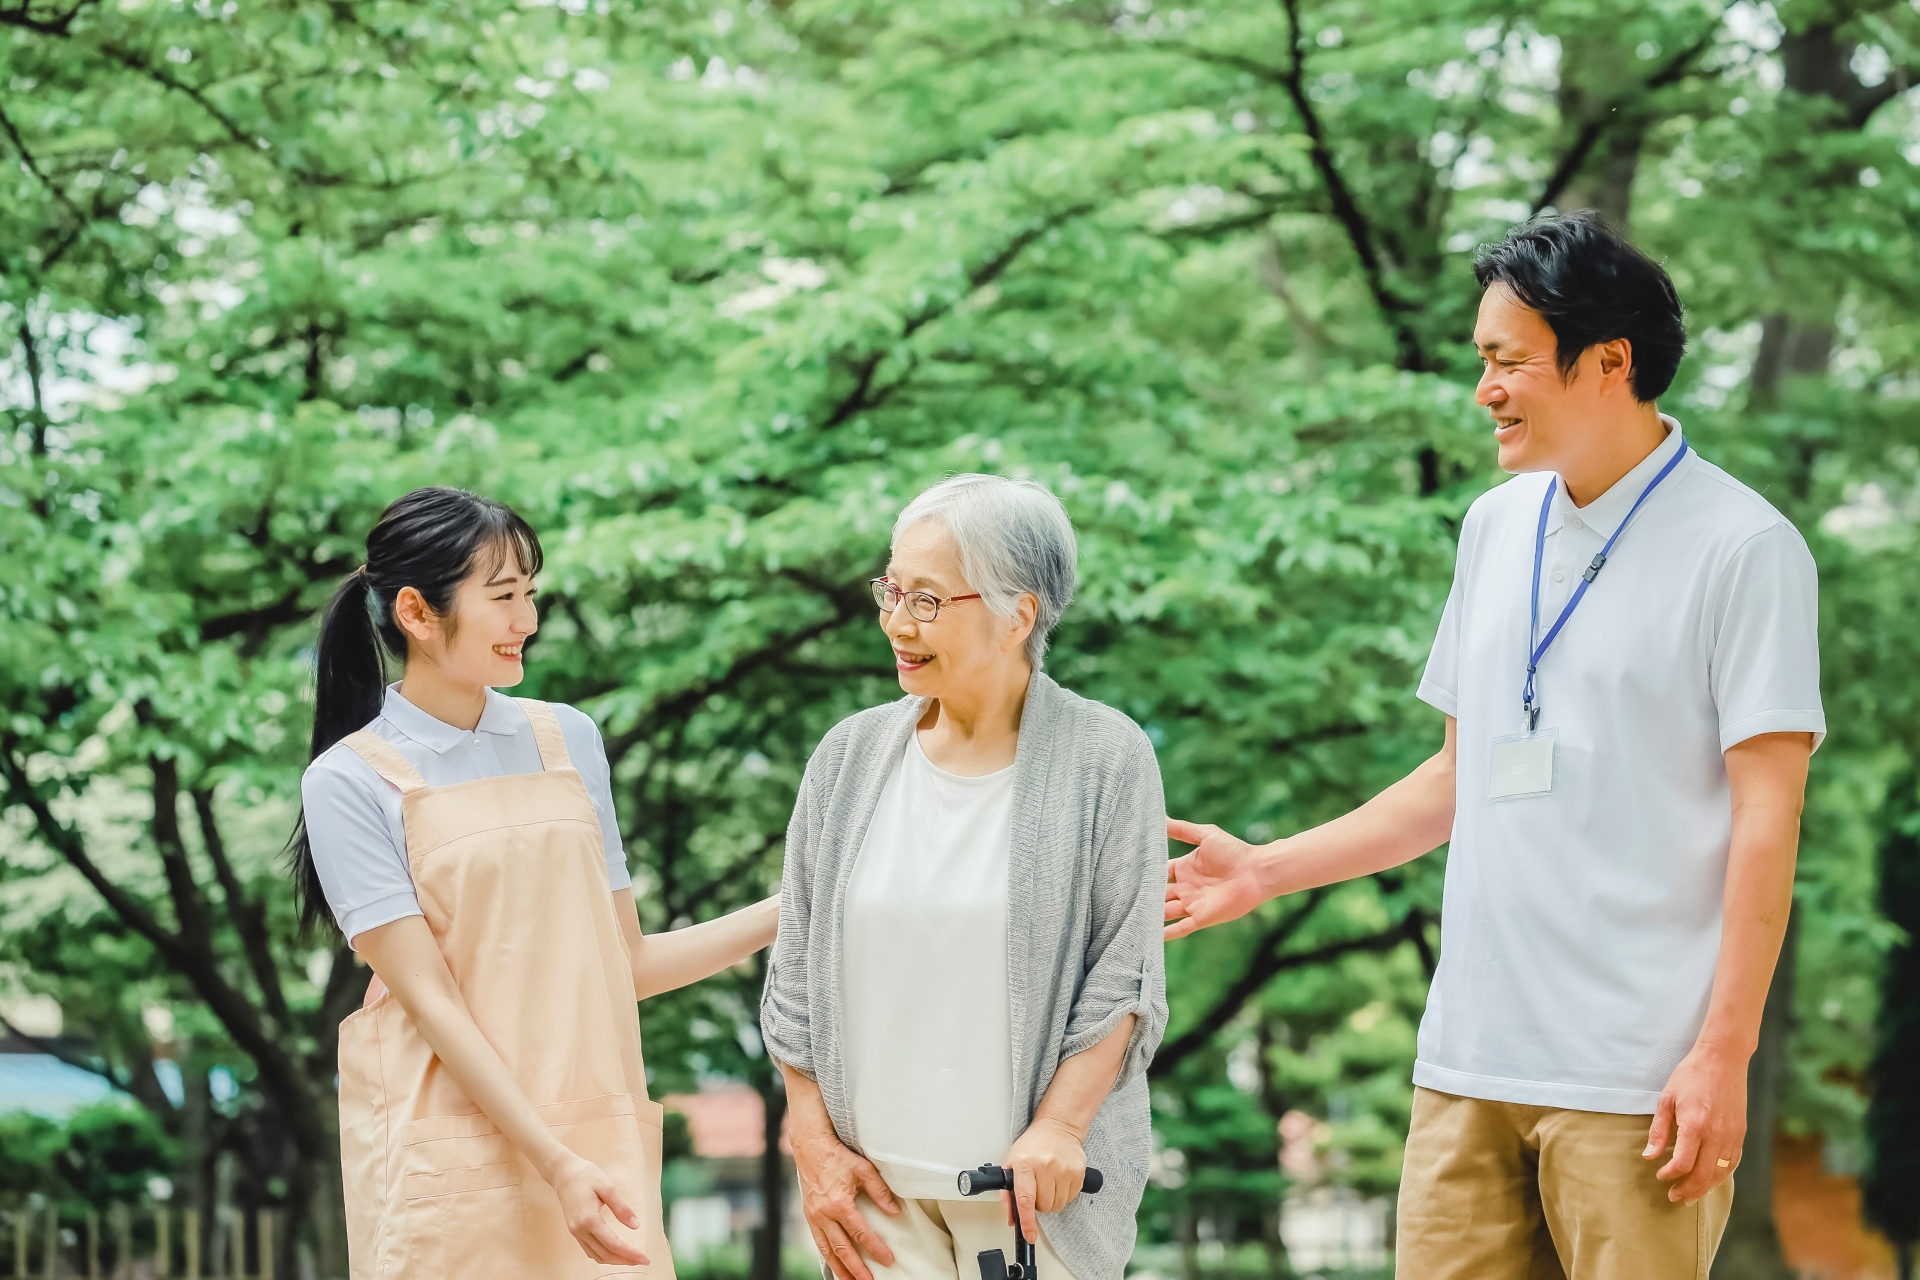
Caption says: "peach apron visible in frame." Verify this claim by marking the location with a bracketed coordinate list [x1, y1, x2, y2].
[334, 700, 671, 1280]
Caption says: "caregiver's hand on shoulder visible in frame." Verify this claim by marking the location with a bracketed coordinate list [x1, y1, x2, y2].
[1002, 1117, 1089, 1244]
[790, 1123, 899, 1280]
[548, 1152, 650, 1267]
[1165, 818, 1274, 939]
[1644, 1042, 1747, 1207]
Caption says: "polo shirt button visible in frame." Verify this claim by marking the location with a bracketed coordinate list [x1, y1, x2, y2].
[1568, 515, 1582, 528]
[1554, 569, 1566, 582]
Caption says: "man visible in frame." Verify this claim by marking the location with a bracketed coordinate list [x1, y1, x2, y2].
[1164, 213, 1824, 1279]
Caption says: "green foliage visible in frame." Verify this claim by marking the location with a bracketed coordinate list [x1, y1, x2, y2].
[0, 1101, 175, 1214]
[1, 0, 1917, 1266]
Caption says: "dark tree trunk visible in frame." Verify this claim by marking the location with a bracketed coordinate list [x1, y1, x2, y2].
[1552, 35, 1653, 228]
[753, 1072, 788, 1280]
[1710, 909, 1799, 1280]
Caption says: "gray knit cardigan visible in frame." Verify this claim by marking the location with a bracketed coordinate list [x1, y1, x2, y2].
[759, 672, 1170, 1280]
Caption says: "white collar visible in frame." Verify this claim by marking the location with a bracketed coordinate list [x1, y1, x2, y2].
[1547, 414, 1689, 536]
[380, 684, 522, 754]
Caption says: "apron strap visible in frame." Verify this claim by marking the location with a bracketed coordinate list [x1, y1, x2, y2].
[339, 731, 430, 796]
[516, 699, 575, 772]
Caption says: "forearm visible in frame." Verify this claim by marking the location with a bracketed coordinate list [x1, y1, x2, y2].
[357, 918, 574, 1181]
[623, 893, 780, 1000]
[1695, 734, 1811, 1057]
[1258, 719, 1458, 899]
[1698, 803, 1802, 1054]
[1032, 1014, 1137, 1141]
[780, 1060, 838, 1144]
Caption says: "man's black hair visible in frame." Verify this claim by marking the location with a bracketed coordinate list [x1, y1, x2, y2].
[1473, 211, 1688, 403]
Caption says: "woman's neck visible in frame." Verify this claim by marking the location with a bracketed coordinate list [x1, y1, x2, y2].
[398, 662, 489, 732]
[917, 663, 1031, 776]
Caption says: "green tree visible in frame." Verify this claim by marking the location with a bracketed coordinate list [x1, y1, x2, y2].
[4, 0, 1918, 1275]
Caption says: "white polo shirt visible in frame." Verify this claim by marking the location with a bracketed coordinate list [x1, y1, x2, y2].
[1415, 419, 1825, 1113]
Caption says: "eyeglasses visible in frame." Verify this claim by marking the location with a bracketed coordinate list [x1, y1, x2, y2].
[871, 577, 981, 622]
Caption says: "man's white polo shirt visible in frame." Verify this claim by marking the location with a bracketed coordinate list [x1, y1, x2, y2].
[1415, 419, 1825, 1114]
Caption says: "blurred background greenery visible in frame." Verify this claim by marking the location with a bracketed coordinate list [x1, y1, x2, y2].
[1, 0, 1916, 1276]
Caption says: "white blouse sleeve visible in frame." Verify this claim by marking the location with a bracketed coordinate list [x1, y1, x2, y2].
[300, 748, 424, 947]
[552, 705, 633, 891]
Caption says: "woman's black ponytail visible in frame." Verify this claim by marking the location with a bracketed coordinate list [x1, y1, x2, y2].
[289, 487, 544, 933]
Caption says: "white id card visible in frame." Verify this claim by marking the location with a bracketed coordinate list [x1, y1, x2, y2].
[1489, 729, 1557, 800]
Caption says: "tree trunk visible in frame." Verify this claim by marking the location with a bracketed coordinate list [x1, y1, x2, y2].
[1710, 907, 1799, 1280]
[753, 1072, 788, 1280]
[1253, 1017, 1295, 1279]
[1553, 35, 1653, 228]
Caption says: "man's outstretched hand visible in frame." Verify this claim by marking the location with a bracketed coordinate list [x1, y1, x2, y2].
[1165, 818, 1273, 940]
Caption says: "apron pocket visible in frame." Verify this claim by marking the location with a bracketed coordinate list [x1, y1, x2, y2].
[521, 1093, 667, 1279]
[398, 1113, 525, 1276]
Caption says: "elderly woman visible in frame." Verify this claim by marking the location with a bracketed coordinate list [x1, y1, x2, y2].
[760, 474, 1168, 1280]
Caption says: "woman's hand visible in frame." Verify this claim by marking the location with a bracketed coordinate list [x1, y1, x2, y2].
[791, 1126, 899, 1280]
[548, 1152, 650, 1266]
[782, 1063, 899, 1280]
[1002, 1116, 1088, 1244]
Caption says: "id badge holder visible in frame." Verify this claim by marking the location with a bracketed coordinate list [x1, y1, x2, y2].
[1489, 728, 1557, 801]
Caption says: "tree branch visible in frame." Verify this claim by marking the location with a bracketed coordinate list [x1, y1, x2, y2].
[1530, 29, 1717, 215]
[98, 43, 263, 151]
[1151, 889, 1329, 1078]
[193, 787, 293, 1031]
[0, 1015, 130, 1091]
[1150, 898, 1419, 1079]
[0, 741, 331, 1157]
[1272, 0, 1428, 372]
[822, 203, 1096, 429]
[0, 1, 94, 37]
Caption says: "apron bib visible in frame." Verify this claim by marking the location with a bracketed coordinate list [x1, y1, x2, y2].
[334, 700, 672, 1280]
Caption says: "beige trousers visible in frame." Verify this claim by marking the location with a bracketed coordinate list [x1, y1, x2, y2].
[857, 1196, 1075, 1280]
[1395, 1087, 1733, 1280]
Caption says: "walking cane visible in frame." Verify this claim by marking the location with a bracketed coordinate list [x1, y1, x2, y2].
[956, 1164, 1103, 1280]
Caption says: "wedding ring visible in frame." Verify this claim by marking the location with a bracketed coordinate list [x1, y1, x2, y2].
[1716, 1158, 1731, 1168]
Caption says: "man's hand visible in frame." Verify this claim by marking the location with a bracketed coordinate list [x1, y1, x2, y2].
[1001, 1117, 1089, 1243]
[1645, 1043, 1748, 1205]
[1165, 819, 1273, 939]
[789, 1124, 899, 1280]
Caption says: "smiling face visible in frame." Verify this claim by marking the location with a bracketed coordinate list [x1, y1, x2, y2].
[879, 519, 1034, 699]
[1474, 283, 1637, 476]
[394, 542, 540, 688]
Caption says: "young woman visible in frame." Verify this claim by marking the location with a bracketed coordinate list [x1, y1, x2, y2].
[291, 487, 777, 1279]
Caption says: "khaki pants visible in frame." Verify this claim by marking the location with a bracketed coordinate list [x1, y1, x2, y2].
[1396, 1087, 1733, 1280]
[854, 1196, 1076, 1280]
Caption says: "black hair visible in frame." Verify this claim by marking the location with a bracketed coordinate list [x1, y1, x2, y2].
[1473, 211, 1688, 403]
[288, 487, 544, 933]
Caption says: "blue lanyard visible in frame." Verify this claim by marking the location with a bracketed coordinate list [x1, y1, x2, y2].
[1523, 439, 1689, 730]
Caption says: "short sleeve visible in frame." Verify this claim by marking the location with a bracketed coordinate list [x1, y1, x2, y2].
[554, 706, 632, 891]
[301, 752, 423, 948]
[1417, 514, 1474, 718]
[1710, 522, 1826, 753]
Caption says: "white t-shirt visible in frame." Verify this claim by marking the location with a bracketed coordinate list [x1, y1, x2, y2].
[840, 732, 1015, 1199]
[301, 685, 631, 945]
[1415, 420, 1825, 1113]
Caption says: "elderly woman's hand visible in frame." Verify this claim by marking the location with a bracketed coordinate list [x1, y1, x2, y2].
[1001, 1116, 1089, 1244]
[782, 1065, 899, 1280]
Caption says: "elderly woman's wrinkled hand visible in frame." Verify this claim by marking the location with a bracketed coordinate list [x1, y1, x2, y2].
[790, 1122, 900, 1280]
[1001, 1116, 1089, 1244]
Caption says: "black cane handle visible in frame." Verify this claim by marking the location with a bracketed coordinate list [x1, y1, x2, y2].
[957, 1164, 1103, 1196]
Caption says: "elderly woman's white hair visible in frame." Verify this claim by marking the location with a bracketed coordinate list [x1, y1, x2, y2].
[892, 473, 1078, 669]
